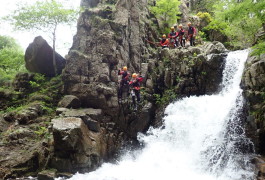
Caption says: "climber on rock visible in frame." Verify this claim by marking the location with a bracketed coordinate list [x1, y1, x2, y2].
[160, 34, 170, 49]
[168, 26, 178, 48]
[178, 24, 186, 47]
[129, 73, 143, 110]
[187, 22, 196, 46]
[118, 66, 130, 100]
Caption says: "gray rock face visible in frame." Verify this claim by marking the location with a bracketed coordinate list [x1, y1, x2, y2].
[25, 36, 66, 77]
[241, 53, 265, 155]
[58, 95, 81, 109]
[203, 41, 227, 55]
[51, 117, 105, 172]
[63, 0, 155, 110]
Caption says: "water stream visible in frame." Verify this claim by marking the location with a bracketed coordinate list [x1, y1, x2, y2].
[65, 50, 255, 180]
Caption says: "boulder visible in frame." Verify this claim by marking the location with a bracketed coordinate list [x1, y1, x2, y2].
[51, 117, 104, 172]
[25, 36, 66, 77]
[58, 95, 81, 109]
[203, 41, 227, 55]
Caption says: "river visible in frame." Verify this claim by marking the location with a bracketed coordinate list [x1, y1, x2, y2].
[59, 49, 255, 180]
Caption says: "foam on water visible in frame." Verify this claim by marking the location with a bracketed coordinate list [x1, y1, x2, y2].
[63, 49, 255, 180]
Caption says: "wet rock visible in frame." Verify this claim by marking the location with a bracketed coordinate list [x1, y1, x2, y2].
[242, 53, 265, 155]
[38, 169, 57, 180]
[25, 36, 66, 77]
[127, 102, 154, 138]
[58, 95, 81, 109]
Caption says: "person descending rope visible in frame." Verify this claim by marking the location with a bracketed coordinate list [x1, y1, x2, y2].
[187, 22, 196, 46]
[160, 34, 169, 49]
[168, 26, 178, 48]
[178, 24, 185, 47]
[129, 73, 143, 111]
[118, 66, 130, 101]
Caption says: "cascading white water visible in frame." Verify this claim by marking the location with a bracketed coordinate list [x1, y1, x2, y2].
[65, 50, 255, 180]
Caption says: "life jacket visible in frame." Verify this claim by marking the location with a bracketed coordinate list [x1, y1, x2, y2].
[188, 26, 196, 35]
[118, 70, 130, 82]
[129, 77, 143, 90]
[168, 31, 178, 39]
[178, 29, 185, 36]
[160, 38, 169, 46]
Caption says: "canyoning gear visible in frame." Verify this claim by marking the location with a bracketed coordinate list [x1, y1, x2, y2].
[118, 68, 130, 99]
[168, 30, 179, 48]
[123, 66, 128, 71]
[129, 76, 143, 110]
[160, 38, 169, 49]
[178, 28, 185, 47]
[187, 24, 196, 46]
[162, 34, 166, 38]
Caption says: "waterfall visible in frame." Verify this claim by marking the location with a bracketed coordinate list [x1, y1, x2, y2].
[65, 50, 255, 180]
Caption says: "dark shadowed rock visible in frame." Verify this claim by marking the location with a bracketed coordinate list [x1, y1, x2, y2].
[58, 95, 81, 109]
[25, 36, 66, 77]
[13, 72, 34, 93]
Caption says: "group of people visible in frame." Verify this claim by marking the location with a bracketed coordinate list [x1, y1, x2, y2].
[160, 22, 196, 48]
[118, 66, 143, 110]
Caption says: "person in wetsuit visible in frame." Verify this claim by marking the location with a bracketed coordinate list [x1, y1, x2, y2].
[118, 66, 130, 100]
[129, 73, 143, 110]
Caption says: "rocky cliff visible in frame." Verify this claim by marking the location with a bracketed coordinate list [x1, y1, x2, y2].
[0, 0, 230, 179]
[241, 53, 265, 179]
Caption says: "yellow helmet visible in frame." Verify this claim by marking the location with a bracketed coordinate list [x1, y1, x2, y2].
[162, 34, 166, 38]
[170, 27, 174, 31]
[123, 66, 127, 71]
[188, 22, 191, 26]
[179, 24, 183, 28]
[132, 73, 137, 78]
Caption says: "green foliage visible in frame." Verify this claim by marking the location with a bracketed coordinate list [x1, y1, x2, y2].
[197, 12, 212, 23]
[6, 0, 78, 33]
[4, 0, 79, 73]
[0, 36, 20, 49]
[251, 41, 265, 56]
[191, 0, 219, 13]
[154, 89, 177, 105]
[29, 73, 46, 90]
[149, 0, 181, 30]
[0, 35, 26, 84]
[205, 0, 264, 48]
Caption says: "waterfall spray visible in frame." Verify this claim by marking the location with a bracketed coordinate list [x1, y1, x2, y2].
[64, 50, 255, 180]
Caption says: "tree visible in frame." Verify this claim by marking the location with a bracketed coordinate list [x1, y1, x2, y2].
[5, 0, 78, 75]
[0, 35, 25, 84]
[205, 0, 264, 49]
[150, 0, 181, 32]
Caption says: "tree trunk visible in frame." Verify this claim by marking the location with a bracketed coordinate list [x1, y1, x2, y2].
[52, 26, 57, 76]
